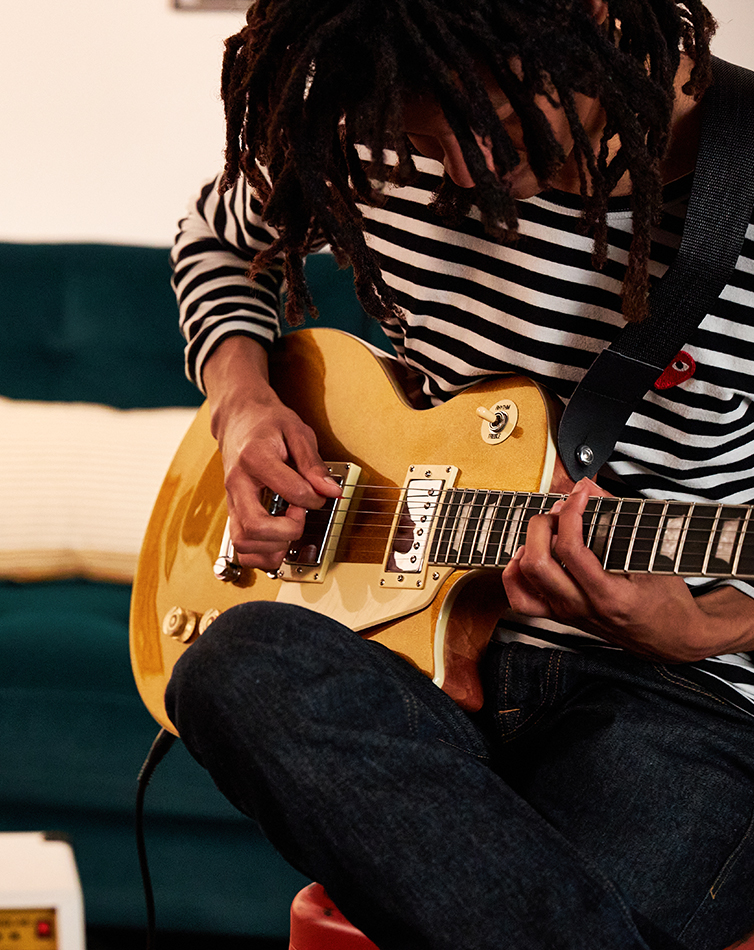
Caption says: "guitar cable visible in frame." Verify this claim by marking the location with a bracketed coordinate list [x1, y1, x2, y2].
[136, 727, 178, 950]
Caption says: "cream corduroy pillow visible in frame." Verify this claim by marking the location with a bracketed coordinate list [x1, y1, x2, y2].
[0, 397, 197, 582]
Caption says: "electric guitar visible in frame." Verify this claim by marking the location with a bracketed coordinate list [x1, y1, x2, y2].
[129, 328, 754, 735]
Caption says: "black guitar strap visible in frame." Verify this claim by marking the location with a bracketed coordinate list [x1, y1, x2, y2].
[558, 57, 754, 482]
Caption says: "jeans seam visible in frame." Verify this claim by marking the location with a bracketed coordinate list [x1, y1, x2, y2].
[435, 736, 491, 761]
[709, 804, 754, 899]
[403, 692, 419, 738]
[678, 802, 754, 944]
[497, 647, 564, 744]
[405, 684, 490, 761]
[654, 665, 729, 708]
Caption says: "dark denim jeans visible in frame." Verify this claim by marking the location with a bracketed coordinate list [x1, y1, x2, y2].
[165, 602, 754, 950]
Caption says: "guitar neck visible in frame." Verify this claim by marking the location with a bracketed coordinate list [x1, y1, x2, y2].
[427, 490, 754, 579]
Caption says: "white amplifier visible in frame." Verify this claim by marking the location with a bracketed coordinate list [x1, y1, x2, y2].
[0, 833, 85, 950]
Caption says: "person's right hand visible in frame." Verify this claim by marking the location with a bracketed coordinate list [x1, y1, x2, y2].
[204, 336, 342, 572]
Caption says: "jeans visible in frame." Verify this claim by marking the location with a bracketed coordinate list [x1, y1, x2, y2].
[165, 602, 754, 950]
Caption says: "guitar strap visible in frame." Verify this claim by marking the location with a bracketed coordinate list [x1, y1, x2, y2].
[558, 57, 754, 482]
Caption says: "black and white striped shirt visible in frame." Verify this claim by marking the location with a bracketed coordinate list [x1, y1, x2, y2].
[172, 150, 754, 715]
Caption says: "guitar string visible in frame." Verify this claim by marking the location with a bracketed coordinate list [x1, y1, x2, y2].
[311, 487, 748, 539]
[315, 484, 746, 517]
[284, 487, 752, 572]
[311, 506, 748, 549]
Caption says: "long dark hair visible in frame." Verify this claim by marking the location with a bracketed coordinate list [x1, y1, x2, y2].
[220, 0, 715, 325]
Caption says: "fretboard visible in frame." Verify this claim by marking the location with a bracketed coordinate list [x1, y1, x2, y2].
[427, 490, 754, 579]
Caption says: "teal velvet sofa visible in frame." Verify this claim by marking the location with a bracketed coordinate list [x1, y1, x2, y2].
[0, 242, 388, 938]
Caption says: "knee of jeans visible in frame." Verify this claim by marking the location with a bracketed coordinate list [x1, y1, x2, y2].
[183, 600, 331, 662]
[164, 601, 349, 728]
[164, 601, 281, 722]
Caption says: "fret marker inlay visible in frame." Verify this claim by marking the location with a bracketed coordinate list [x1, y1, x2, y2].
[660, 516, 684, 561]
[715, 518, 741, 565]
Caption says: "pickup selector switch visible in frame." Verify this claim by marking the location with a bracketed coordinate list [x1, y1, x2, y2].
[477, 400, 519, 445]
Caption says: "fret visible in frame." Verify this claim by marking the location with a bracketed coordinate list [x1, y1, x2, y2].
[701, 505, 723, 576]
[498, 493, 527, 563]
[647, 501, 669, 572]
[441, 488, 470, 564]
[584, 497, 620, 564]
[647, 503, 688, 573]
[478, 491, 503, 565]
[583, 497, 601, 551]
[504, 493, 527, 554]
[622, 499, 646, 571]
[658, 507, 686, 566]
[484, 492, 506, 565]
[677, 504, 719, 576]
[443, 488, 468, 564]
[602, 499, 643, 572]
[428, 488, 458, 564]
[688, 505, 748, 576]
[470, 491, 499, 565]
[539, 493, 562, 521]
[517, 494, 551, 549]
[452, 490, 476, 564]
[673, 503, 695, 575]
[457, 489, 484, 566]
[601, 497, 624, 568]
[473, 490, 498, 564]
[718, 510, 744, 571]
[624, 500, 665, 572]
[489, 491, 519, 566]
[732, 507, 754, 577]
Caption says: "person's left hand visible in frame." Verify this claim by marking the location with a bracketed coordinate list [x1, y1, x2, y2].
[501, 478, 748, 663]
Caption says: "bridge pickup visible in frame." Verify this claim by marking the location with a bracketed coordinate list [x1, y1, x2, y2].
[278, 461, 361, 584]
[380, 465, 459, 589]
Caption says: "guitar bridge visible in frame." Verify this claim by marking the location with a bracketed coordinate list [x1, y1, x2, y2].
[380, 465, 459, 589]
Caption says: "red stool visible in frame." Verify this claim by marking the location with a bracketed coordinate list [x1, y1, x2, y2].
[728, 936, 754, 950]
[289, 882, 754, 950]
[289, 882, 378, 950]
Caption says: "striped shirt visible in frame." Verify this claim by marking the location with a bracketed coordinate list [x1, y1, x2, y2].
[172, 150, 754, 715]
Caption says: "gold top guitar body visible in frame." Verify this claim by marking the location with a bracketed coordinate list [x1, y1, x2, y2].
[130, 328, 754, 735]
[130, 328, 558, 734]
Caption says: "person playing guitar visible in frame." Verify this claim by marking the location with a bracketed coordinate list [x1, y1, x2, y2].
[158, 1, 754, 947]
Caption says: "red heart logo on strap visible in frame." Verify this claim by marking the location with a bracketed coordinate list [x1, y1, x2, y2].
[654, 350, 697, 390]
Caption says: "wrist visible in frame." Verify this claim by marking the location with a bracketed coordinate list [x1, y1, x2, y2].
[692, 585, 754, 658]
[203, 335, 279, 440]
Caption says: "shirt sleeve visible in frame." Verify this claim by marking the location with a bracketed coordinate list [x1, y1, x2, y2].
[171, 173, 286, 393]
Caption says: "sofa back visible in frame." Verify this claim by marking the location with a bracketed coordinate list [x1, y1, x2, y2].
[0, 242, 386, 408]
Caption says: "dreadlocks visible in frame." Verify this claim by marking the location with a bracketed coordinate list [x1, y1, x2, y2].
[220, 0, 716, 325]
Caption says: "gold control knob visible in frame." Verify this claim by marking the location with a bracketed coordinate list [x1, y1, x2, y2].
[162, 606, 200, 644]
[199, 608, 221, 635]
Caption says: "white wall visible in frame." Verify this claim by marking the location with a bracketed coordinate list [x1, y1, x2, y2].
[707, 0, 754, 70]
[0, 0, 751, 247]
[0, 0, 244, 246]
